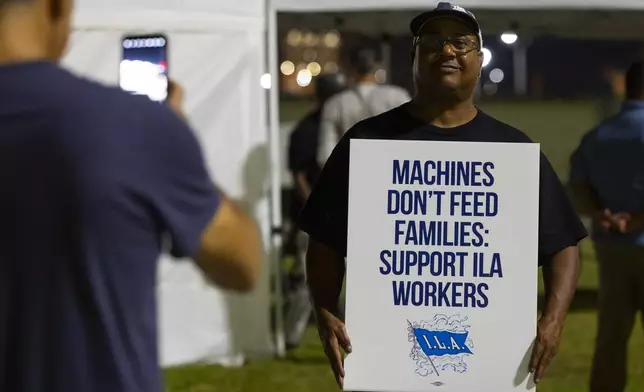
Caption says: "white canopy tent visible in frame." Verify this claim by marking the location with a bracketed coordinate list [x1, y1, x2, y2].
[64, 0, 274, 367]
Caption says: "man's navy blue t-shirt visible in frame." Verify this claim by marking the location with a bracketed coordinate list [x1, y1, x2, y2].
[0, 62, 220, 392]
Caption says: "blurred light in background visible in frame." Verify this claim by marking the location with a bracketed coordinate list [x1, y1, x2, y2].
[307, 62, 321, 76]
[489, 68, 505, 83]
[481, 47, 492, 67]
[260, 73, 271, 89]
[500, 32, 518, 45]
[296, 69, 312, 87]
[374, 69, 387, 83]
[281, 29, 340, 96]
[302, 32, 318, 46]
[286, 29, 302, 46]
[280, 61, 295, 75]
[323, 30, 341, 48]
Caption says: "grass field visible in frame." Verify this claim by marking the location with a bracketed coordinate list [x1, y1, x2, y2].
[165, 100, 644, 391]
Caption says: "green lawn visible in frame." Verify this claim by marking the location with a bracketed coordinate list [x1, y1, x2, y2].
[164, 101, 644, 391]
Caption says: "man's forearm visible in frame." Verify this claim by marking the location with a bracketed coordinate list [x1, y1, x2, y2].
[295, 172, 311, 200]
[306, 239, 345, 315]
[542, 246, 580, 322]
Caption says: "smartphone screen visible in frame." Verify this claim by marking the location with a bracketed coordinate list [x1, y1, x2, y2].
[119, 34, 168, 102]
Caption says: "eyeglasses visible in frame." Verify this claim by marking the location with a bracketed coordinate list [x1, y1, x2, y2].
[413, 35, 479, 54]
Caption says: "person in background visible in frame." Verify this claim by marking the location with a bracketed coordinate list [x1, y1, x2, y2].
[569, 60, 644, 392]
[317, 47, 411, 166]
[289, 73, 347, 203]
[285, 73, 347, 350]
[300, 2, 585, 388]
[0, 1, 262, 391]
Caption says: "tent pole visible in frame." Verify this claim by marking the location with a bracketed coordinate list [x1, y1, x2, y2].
[512, 39, 530, 97]
[266, 0, 286, 358]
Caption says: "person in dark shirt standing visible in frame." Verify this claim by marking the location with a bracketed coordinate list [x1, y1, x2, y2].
[569, 61, 644, 392]
[289, 73, 347, 206]
[299, 2, 587, 388]
[285, 73, 346, 349]
[0, 1, 262, 391]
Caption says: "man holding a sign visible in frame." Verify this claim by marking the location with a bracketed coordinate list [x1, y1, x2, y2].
[300, 3, 587, 391]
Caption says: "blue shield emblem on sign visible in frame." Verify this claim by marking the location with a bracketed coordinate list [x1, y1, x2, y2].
[413, 329, 473, 357]
[408, 314, 474, 379]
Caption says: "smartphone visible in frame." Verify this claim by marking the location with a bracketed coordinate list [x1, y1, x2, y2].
[119, 34, 168, 102]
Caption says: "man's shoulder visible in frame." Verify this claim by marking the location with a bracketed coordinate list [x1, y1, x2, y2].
[55, 70, 177, 131]
[578, 127, 599, 146]
[70, 73, 165, 113]
[593, 110, 644, 141]
[476, 111, 534, 143]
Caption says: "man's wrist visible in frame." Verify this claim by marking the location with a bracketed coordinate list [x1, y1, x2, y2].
[540, 309, 566, 326]
[314, 305, 338, 318]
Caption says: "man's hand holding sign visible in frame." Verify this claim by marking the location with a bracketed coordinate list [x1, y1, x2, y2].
[300, 3, 585, 391]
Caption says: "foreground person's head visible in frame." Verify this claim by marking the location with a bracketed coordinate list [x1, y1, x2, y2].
[0, 0, 74, 63]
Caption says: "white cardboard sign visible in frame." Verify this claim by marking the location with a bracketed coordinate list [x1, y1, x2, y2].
[344, 140, 539, 392]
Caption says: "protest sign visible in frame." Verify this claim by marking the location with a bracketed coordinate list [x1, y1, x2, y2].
[343, 140, 539, 392]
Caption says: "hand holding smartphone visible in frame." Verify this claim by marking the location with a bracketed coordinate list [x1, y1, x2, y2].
[119, 34, 168, 102]
[167, 81, 186, 119]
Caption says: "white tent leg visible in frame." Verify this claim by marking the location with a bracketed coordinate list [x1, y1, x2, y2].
[512, 41, 529, 97]
[266, 0, 286, 358]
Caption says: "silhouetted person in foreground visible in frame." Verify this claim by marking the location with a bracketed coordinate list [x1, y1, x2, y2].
[0, 1, 262, 391]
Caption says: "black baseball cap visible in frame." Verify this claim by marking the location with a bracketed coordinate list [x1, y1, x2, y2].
[410, 2, 483, 46]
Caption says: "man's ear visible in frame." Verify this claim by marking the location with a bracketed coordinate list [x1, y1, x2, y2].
[410, 44, 418, 65]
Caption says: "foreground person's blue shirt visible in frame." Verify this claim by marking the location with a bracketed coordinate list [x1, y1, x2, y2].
[570, 100, 644, 245]
[0, 62, 220, 392]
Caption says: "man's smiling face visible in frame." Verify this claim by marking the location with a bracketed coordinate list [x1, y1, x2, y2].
[412, 17, 483, 94]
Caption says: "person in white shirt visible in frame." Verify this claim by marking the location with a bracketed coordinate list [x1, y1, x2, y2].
[317, 47, 411, 165]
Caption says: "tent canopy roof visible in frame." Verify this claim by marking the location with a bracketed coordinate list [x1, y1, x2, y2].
[72, 1, 644, 39]
[75, 0, 264, 18]
[273, 0, 644, 12]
